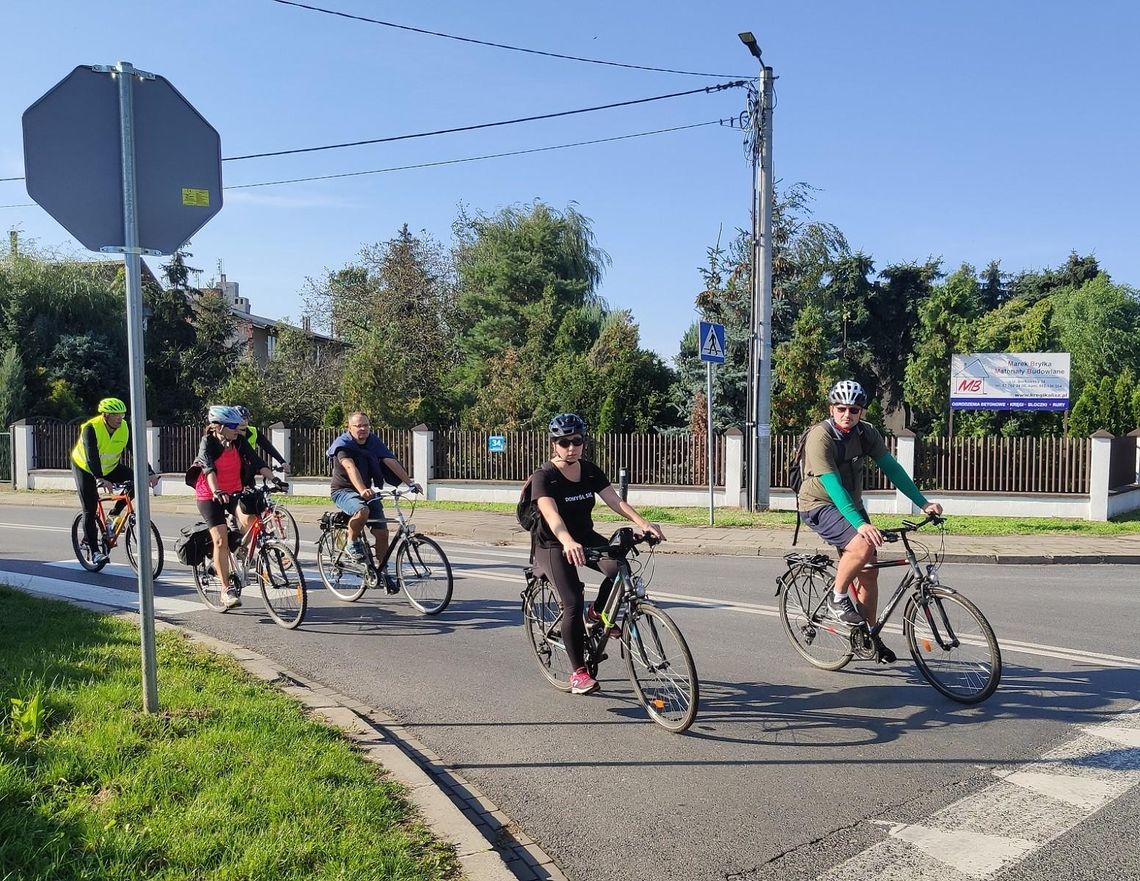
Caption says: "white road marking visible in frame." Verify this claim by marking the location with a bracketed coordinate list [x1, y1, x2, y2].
[997, 770, 1120, 810]
[5, 571, 204, 614]
[817, 706, 1140, 880]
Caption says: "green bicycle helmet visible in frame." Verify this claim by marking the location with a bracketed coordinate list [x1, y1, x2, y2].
[97, 397, 127, 414]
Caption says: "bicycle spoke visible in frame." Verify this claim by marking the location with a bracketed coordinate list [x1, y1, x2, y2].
[624, 604, 699, 733]
[904, 587, 1001, 704]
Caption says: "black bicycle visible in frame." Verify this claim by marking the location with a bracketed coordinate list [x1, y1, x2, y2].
[521, 528, 700, 733]
[776, 514, 1001, 703]
[315, 487, 453, 615]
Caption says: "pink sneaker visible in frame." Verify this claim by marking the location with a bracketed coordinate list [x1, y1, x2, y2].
[569, 667, 599, 695]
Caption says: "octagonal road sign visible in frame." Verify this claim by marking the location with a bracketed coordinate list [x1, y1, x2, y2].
[22, 65, 222, 255]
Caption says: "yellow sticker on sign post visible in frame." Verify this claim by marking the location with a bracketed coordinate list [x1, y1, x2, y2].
[181, 188, 210, 207]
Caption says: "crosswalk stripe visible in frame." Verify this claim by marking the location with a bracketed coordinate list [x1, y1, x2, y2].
[816, 706, 1140, 880]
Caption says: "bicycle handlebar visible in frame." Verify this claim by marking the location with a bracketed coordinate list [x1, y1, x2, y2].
[879, 513, 944, 542]
[584, 532, 660, 562]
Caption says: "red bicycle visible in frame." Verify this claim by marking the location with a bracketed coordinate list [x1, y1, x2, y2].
[70, 483, 164, 577]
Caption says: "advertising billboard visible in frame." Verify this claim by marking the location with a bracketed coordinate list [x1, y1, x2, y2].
[950, 353, 1071, 411]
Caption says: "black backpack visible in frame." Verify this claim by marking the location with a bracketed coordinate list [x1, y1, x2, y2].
[517, 465, 552, 532]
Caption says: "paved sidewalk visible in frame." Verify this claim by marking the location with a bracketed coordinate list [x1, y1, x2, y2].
[5, 489, 1140, 564]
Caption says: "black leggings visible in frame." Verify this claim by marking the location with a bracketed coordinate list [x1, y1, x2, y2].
[531, 532, 619, 670]
[73, 463, 134, 550]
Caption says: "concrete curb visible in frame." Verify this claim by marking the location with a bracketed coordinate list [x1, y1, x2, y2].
[167, 623, 569, 881]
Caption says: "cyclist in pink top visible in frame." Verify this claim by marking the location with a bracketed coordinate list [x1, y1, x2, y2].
[186, 405, 278, 608]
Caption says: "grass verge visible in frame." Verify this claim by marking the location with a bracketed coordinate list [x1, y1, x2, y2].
[0, 586, 458, 881]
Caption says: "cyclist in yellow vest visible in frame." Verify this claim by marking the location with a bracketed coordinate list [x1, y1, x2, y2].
[235, 406, 289, 473]
[71, 397, 158, 565]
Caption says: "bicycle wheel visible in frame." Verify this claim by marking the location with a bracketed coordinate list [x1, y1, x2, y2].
[779, 568, 853, 671]
[316, 528, 368, 601]
[522, 578, 573, 692]
[257, 541, 307, 630]
[903, 586, 1002, 704]
[263, 505, 300, 556]
[623, 603, 699, 733]
[125, 516, 164, 578]
[396, 535, 453, 615]
[193, 553, 236, 612]
[70, 512, 108, 572]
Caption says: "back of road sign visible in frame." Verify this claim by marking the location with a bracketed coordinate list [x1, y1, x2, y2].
[22, 65, 222, 255]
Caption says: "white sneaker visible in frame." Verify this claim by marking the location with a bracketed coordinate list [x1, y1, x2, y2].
[92, 552, 110, 566]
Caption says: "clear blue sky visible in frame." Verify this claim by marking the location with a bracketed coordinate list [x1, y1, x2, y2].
[3, 1, 1137, 360]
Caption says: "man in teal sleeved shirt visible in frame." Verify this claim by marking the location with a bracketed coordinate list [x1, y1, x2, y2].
[797, 380, 943, 663]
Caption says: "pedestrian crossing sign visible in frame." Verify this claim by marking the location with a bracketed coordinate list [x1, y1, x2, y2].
[699, 321, 726, 363]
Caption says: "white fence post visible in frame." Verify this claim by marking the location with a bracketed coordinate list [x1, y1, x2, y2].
[412, 424, 433, 499]
[894, 430, 918, 514]
[11, 420, 33, 489]
[1130, 428, 1140, 485]
[270, 422, 291, 473]
[145, 421, 161, 495]
[1088, 430, 1113, 521]
[724, 427, 744, 508]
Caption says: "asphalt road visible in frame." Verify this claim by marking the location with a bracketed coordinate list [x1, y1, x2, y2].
[2, 504, 1137, 881]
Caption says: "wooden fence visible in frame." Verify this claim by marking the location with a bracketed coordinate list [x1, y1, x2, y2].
[433, 430, 727, 486]
[915, 436, 1092, 494]
[27, 419, 136, 470]
[291, 427, 413, 478]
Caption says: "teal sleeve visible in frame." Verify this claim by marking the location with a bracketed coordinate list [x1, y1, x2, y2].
[818, 472, 866, 528]
[875, 452, 928, 509]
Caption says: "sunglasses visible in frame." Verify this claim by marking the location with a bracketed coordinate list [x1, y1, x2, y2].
[833, 406, 863, 415]
[555, 437, 585, 448]
[212, 421, 241, 430]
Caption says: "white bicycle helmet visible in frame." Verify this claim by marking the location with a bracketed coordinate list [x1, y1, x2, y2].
[207, 404, 244, 425]
[828, 380, 868, 408]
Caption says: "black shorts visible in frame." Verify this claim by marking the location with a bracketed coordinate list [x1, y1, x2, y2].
[802, 504, 869, 549]
[196, 496, 239, 529]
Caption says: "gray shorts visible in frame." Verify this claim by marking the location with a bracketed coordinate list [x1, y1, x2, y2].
[802, 504, 869, 549]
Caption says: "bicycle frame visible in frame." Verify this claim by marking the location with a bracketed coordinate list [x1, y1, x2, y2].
[334, 489, 418, 575]
[784, 516, 962, 653]
[95, 485, 135, 545]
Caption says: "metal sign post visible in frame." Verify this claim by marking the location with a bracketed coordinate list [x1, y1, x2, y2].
[23, 61, 223, 713]
[699, 321, 726, 527]
[114, 62, 159, 712]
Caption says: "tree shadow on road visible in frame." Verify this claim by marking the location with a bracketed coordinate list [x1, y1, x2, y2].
[292, 595, 522, 637]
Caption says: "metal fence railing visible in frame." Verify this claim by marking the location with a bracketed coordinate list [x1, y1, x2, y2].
[0, 432, 10, 483]
[160, 425, 200, 475]
[432, 430, 727, 486]
[915, 436, 1092, 494]
[290, 427, 413, 478]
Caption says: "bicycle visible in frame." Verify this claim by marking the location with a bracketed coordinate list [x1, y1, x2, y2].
[775, 514, 1002, 704]
[520, 528, 700, 733]
[259, 467, 300, 555]
[315, 487, 453, 615]
[190, 482, 308, 629]
[70, 482, 164, 578]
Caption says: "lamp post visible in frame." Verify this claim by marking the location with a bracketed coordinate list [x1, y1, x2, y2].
[739, 32, 774, 510]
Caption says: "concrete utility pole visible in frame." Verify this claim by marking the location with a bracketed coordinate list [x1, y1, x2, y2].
[740, 33, 774, 510]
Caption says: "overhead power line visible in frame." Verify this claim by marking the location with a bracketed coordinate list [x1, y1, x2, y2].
[0, 203, 34, 209]
[227, 120, 730, 190]
[271, 0, 750, 79]
[224, 79, 748, 161]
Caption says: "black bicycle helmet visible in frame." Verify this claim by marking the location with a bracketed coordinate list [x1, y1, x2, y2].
[548, 413, 588, 439]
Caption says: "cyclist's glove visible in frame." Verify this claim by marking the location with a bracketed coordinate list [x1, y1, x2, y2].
[213, 490, 230, 505]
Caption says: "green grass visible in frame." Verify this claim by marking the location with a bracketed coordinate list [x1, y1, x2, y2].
[0, 586, 458, 881]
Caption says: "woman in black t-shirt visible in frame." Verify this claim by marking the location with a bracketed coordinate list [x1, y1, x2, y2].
[531, 413, 665, 696]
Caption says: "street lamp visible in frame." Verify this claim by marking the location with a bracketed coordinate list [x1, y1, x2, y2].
[740, 32, 773, 510]
[738, 32, 763, 61]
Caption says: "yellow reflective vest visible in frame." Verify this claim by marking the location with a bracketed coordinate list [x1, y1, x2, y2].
[246, 425, 259, 447]
[71, 416, 129, 475]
